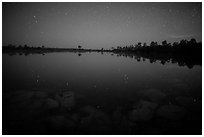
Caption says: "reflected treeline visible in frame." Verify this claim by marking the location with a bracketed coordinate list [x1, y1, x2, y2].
[114, 51, 201, 69]
[3, 38, 202, 68]
[112, 38, 201, 69]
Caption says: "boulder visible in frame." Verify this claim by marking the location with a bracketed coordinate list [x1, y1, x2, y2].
[55, 91, 75, 108]
[119, 116, 137, 134]
[34, 91, 48, 98]
[10, 90, 34, 103]
[157, 105, 187, 120]
[79, 106, 110, 127]
[44, 98, 59, 109]
[80, 106, 97, 115]
[112, 109, 122, 122]
[48, 115, 67, 129]
[128, 100, 158, 121]
[30, 100, 43, 109]
[139, 88, 166, 102]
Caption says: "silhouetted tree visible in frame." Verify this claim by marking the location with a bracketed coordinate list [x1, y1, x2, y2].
[189, 38, 196, 45]
[162, 40, 167, 46]
[24, 44, 28, 49]
[173, 42, 179, 47]
[143, 43, 147, 47]
[78, 45, 82, 49]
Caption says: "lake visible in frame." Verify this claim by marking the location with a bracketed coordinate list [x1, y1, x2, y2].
[2, 52, 202, 135]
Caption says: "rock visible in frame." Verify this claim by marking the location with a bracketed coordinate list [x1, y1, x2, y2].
[139, 88, 166, 102]
[80, 106, 97, 115]
[48, 115, 67, 129]
[70, 113, 80, 122]
[94, 110, 110, 125]
[128, 100, 158, 121]
[64, 119, 77, 129]
[157, 105, 187, 120]
[55, 91, 75, 108]
[119, 116, 137, 134]
[80, 115, 93, 128]
[10, 90, 34, 103]
[16, 99, 32, 108]
[79, 106, 110, 128]
[112, 109, 122, 122]
[175, 96, 201, 111]
[171, 79, 189, 91]
[30, 100, 43, 109]
[143, 128, 162, 134]
[91, 126, 111, 134]
[34, 91, 48, 98]
[120, 116, 136, 127]
[44, 98, 59, 109]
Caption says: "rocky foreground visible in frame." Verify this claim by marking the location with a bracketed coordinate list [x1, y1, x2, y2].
[3, 89, 202, 135]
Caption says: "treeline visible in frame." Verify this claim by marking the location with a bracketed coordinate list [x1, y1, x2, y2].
[2, 38, 202, 68]
[112, 38, 202, 68]
[3, 44, 47, 50]
[112, 38, 201, 55]
[2, 44, 111, 52]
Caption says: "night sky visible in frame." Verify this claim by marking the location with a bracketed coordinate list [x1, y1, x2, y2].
[3, 2, 202, 49]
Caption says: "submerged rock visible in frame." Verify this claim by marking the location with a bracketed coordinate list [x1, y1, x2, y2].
[64, 119, 77, 129]
[30, 100, 43, 109]
[80, 105, 97, 115]
[143, 127, 162, 135]
[10, 90, 34, 103]
[80, 115, 93, 128]
[34, 91, 48, 98]
[48, 115, 67, 129]
[70, 113, 80, 122]
[91, 125, 111, 134]
[112, 107, 123, 122]
[55, 91, 75, 108]
[157, 105, 187, 120]
[128, 100, 158, 121]
[44, 98, 59, 109]
[94, 110, 110, 125]
[119, 116, 137, 134]
[139, 88, 166, 102]
[79, 105, 110, 128]
[176, 96, 202, 113]
[175, 96, 197, 108]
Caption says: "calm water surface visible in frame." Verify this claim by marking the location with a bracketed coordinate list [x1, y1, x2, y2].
[3, 52, 202, 134]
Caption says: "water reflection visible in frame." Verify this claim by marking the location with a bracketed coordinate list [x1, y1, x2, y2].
[2, 52, 202, 134]
[4, 51, 201, 69]
[113, 52, 201, 69]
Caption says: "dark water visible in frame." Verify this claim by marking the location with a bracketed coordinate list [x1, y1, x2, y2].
[3, 52, 202, 135]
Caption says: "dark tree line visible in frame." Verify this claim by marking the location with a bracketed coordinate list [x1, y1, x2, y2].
[2, 44, 46, 50]
[112, 38, 202, 69]
[112, 38, 201, 55]
[2, 39, 202, 68]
